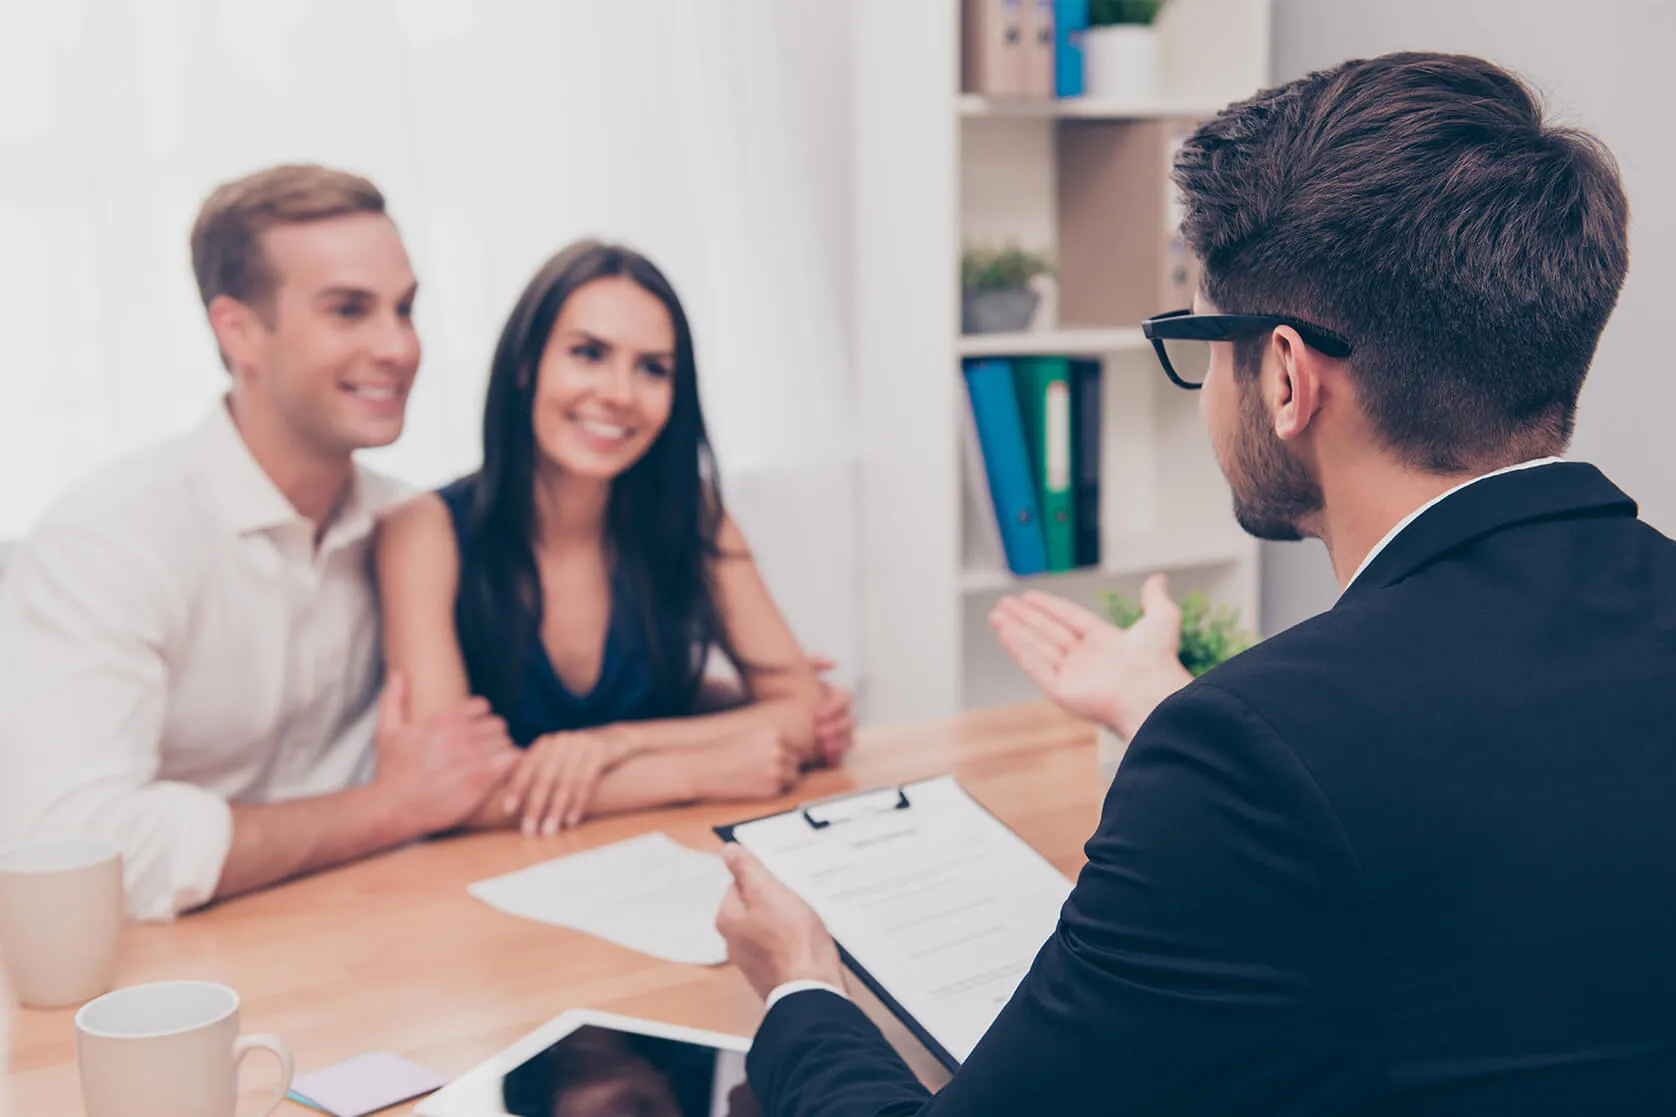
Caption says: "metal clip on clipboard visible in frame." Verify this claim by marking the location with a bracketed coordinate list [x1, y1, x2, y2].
[799, 785, 912, 829]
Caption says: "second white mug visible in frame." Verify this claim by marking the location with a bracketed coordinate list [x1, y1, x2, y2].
[0, 837, 123, 1009]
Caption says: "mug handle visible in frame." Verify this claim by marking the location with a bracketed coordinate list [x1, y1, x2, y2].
[234, 1033, 295, 1117]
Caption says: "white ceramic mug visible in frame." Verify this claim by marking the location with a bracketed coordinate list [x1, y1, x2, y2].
[75, 980, 293, 1117]
[0, 837, 123, 1009]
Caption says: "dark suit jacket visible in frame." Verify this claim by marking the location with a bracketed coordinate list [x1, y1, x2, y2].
[747, 462, 1676, 1115]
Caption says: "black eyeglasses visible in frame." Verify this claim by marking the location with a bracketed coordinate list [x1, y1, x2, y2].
[1141, 309, 1354, 390]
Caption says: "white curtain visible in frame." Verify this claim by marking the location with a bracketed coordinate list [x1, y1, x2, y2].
[0, 0, 859, 686]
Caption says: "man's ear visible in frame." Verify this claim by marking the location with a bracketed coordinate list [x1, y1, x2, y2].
[205, 294, 264, 374]
[1268, 325, 1324, 442]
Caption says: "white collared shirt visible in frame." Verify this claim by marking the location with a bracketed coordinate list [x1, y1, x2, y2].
[0, 402, 406, 921]
[1345, 457, 1565, 588]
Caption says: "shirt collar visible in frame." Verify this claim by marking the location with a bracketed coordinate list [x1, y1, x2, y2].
[320, 467, 407, 554]
[1344, 457, 1566, 589]
[194, 399, 405, 546]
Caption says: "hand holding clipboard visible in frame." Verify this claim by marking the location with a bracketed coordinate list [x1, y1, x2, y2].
[715, 776, 1073, 1070]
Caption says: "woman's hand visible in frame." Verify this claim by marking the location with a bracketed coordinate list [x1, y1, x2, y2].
[691, 726, 801, 802]
[504, 726, 635, 836]
[808, 656, 856, 767]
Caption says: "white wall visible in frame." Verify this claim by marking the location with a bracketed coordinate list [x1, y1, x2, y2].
[772, 0, 853, 358]
[1261, 0, 1676, 633]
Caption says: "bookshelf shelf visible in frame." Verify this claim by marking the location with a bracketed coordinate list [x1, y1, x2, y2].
[960, 530, 1251, 596]
[957, 327, 1147, 358]
[957, 93, 1231, 121]
[852, 0, 1271, 722]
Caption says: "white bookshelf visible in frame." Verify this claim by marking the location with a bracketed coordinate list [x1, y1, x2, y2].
[959, 528, 1251, 595]
[852, 0, 1272, 722]
[956, 327, 1146, 358]
[956, 93, 1235, 120]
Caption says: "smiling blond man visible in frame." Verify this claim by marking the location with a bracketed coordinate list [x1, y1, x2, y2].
[0, 165, 516, 921]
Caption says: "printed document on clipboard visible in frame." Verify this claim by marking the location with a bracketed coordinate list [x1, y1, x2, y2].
[715, 775, 1073, 1071]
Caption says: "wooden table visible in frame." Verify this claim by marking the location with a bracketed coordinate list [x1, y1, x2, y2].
[7, 702, 1102, 1115]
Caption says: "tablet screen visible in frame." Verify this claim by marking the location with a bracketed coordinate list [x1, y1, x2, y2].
[498, 1023, 759, 1117]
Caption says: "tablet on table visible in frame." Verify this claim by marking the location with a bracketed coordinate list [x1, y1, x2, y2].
[416, 1008, 757, 1117]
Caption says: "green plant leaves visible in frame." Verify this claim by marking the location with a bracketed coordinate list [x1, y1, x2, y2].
[1100, 589, 1252, 676]
[961, 243, 1056, 292]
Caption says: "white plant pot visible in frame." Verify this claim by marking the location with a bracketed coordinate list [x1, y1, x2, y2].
[1096, 724, 1130, 784]
[1081, 24, 1159, 102]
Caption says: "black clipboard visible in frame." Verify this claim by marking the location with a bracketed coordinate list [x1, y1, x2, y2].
[714, 778, 1041, 1074]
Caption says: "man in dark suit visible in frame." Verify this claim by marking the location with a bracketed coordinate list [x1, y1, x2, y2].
[714, 51, 1676, 1114]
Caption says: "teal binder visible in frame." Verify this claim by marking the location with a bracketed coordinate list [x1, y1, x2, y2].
[1013, 357, 1076, 572]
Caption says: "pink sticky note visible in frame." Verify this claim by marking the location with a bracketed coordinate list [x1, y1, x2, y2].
[288, 1051, 448, 1117]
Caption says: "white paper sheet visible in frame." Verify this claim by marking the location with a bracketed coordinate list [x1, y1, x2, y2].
[467, 832, 732, 966]
[729, 775, 1073, 1064]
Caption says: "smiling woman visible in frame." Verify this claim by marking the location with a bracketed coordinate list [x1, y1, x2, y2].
[376, 239, 835, 837]
[531, 275, 678, 485]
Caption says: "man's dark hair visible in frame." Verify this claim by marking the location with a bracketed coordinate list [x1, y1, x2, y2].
[1173, 51, 1630, 471]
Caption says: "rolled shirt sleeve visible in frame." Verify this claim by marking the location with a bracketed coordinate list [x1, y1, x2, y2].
[0, 507, 232, 922]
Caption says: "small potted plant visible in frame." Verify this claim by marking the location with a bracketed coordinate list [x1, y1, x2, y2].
[961, 243, 1054, 334]
[1082, 0, 1168, 102]
[1094, 588, 1252, 778]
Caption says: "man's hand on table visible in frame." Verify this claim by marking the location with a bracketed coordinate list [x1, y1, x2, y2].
[370, 671, 519, 838]
[716, 844, 845, 1000]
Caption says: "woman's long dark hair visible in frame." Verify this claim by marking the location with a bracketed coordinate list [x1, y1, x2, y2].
[454, 240, 739, 722]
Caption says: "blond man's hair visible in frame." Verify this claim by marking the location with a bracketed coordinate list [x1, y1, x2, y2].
[190, 163, 386, 322]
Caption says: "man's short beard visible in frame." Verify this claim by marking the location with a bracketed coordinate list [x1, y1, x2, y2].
[1228, 376, 1323, 542]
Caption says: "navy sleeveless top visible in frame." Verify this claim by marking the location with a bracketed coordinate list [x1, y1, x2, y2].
[437, 478, 661, 748]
